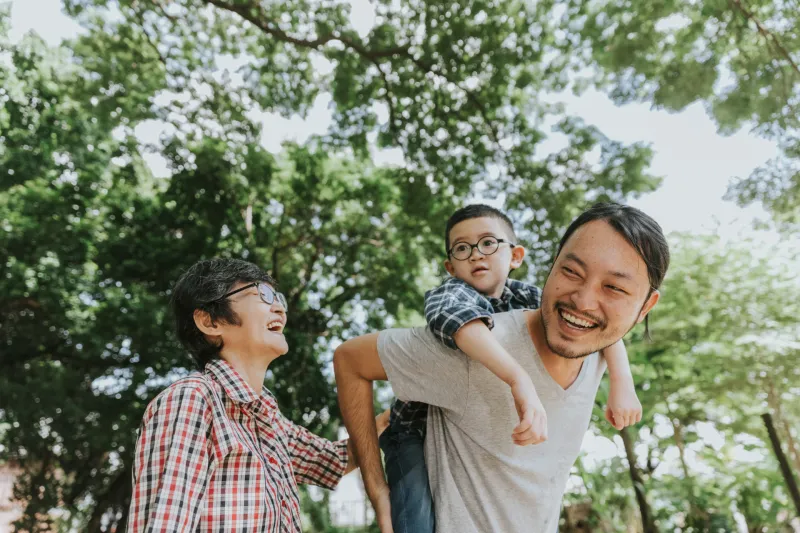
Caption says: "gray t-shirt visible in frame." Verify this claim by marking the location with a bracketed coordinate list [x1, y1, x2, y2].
[378, 310, 607, 532]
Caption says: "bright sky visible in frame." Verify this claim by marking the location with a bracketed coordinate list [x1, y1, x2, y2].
[7, 2, 783, 527]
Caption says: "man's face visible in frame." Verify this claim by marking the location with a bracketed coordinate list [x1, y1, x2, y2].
[540, 220, 659, 359]
[218, 282, 289, 360]
[444, 217, 524, 297]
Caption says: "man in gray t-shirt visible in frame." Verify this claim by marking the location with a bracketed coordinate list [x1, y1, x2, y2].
[379, 310, 606, 531]
[334, 203, 670, 532]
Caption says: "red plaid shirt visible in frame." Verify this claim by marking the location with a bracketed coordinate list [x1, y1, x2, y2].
[128, 359, 349, 532]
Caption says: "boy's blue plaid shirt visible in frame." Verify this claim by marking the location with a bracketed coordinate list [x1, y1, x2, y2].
[385, 277, 543, 438]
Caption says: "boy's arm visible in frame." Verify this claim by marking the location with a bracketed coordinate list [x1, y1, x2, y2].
[424, 277, 495, 349]
[453, 321, 547, 445]
[600, 340, 642, 430]
[426, 277, 547, 444]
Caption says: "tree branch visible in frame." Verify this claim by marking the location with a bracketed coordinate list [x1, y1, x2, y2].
[199, 0, 511, 174]
[730, 0, 800, 79]
[202, 0, 408, 58]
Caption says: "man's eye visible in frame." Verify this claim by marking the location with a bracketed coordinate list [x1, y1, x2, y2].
[562, 267, 577, 276]
[607, 285, 626, 294]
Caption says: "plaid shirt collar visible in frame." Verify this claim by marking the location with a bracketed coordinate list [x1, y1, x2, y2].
[205, 358, 278, 416]
[487, 280, 517, 306]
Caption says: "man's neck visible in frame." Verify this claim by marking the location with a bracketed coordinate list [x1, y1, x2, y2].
[525, 310, 585, 390]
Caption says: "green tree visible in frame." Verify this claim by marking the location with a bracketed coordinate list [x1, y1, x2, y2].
[557, 0, 799, 229]
[589, 233, 800, 531]
[0, 1, 660, 530]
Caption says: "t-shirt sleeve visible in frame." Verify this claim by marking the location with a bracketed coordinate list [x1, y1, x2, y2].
[378, 327, 469, 418]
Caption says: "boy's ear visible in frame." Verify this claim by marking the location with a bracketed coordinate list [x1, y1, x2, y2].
[444, 259, 456, 276]
[194, 309, 222, 338]
[509, 244, 526, 270]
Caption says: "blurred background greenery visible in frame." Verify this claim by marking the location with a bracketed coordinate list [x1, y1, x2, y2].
[0, 0, 798, 530]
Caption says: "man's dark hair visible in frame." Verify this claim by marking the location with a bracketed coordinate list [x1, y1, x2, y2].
[170, 258, 275, 368]
[444, 204, 517, 256]
[556, 202, 670, 337]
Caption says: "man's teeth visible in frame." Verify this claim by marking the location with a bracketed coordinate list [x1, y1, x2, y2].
[560, 310, 595, 328]
[267, 321, 283, 331]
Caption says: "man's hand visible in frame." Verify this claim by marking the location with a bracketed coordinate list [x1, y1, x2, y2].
[376, 408, 391, 436]
[371, 483, 394, 533]
[605, 377, 642, 430]
[510, 374, 547, 446]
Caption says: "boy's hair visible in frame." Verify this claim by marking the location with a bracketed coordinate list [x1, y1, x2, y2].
[556, 202, 670, 338]
[170, 258, 275, 368]
[444, 204, 517, 256]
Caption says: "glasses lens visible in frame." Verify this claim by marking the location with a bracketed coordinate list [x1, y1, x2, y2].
[477, 237, 499, 256]
[451, 243, 472, 260]
[259, 283, 288, 311]
[257, 283, 273, 304]
[277, 292, 288, 310]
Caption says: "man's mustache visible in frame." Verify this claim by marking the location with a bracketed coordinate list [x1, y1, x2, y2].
[553, 301, 606, 329]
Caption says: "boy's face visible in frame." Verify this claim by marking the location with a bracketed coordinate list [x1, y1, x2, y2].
[203, 282, 289, 362]
[445, 216, 524, 298]
[540, 220, 659, 359]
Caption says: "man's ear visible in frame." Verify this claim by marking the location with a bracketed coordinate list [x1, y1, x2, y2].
[509, 244, 526, 270]
[194, 309, 222, 337]
[444, 259, 455, 276]
[636, 290, 660, 324]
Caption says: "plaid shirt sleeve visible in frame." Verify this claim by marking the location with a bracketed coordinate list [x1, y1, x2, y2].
[128, 384, 214, 533]
[282, 414, 349, 490]
[424, 277, 495, 350]
[506, 278, 542, 309]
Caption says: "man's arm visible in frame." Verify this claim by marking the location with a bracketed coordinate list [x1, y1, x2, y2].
[282, 408, 392, 486]
[127, 386, 212, 532]
[333, 333, 392, 531]
[600, 340, 642, 429]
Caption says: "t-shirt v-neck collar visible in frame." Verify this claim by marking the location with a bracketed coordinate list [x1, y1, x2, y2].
[517, 310, 591, 399]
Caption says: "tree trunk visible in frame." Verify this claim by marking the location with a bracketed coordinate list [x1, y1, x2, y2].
[761, 413, 800, 516]
[619, 427, 659, 533]
[766, 379, 800, 475]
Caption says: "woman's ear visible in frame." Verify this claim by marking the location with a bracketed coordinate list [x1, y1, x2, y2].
[194, 309, 221, 337]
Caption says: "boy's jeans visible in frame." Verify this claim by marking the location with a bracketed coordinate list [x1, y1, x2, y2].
[379, 430, 435, 533]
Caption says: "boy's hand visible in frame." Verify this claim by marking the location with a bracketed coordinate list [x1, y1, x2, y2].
[510, 375, 547, 445]
[605, 377, 642, 430]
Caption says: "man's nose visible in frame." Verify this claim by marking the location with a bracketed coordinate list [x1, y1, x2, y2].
[569, 284, 600, 311]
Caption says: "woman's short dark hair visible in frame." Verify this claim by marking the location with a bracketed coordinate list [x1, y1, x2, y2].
[556, 202, 670, 338]
[170, 258, 275, 368]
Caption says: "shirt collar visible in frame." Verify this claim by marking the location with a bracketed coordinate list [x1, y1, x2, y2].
[205, 359, 278, 414]
[490, 281, 515, 304]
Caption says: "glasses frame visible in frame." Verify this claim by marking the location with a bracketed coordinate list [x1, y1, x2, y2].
[213, 282, 287, 310]
[448, 237, 516, 261]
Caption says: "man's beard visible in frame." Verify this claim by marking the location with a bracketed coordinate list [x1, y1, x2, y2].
[542, 301, 615, 360]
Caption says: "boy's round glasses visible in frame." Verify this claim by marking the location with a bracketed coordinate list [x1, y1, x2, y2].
[214, 282, 288, 310]
[448, 237, 515, 261]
